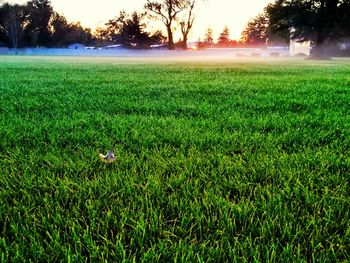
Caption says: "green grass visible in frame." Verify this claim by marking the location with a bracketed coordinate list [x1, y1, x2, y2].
[0, 56, 349, 262]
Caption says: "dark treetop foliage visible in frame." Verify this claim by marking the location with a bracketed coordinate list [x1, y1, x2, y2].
[102, 11, 165, 49]
[0, 0, 92, 48]
[241, 14, 269, 46]
[118, 12, 165, 49]
[240, 13, 287, 46]
[100, 11, 126, 44]
[49, 13, 92, 48]
[24, 0, 53, 46]
[0, 3, 27, 49]
[266, 0, 350, 57]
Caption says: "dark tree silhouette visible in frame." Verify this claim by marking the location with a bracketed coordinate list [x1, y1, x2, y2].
[119, 12, 163, 48]
[0, 3, 26, 51]
[0, 1, 94, 48]
[63, 22, 92, 46]
[145, 0, 188, 50]
[49, 12, 70, 46]
[103, 11, 126, 43]
[266, 0, 350, 57]
[241, 14, 269, 46]
[102, 11, 165, 49]
[25, 0, 53, 46]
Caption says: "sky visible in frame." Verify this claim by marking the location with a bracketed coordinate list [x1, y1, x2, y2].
[7, 0, 273, 40]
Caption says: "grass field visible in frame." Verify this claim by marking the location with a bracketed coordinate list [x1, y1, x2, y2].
[0, 56, 349, 262]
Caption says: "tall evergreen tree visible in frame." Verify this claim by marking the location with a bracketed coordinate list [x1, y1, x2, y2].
[217, 25, 230, 47]
[103, 11, 165, 49]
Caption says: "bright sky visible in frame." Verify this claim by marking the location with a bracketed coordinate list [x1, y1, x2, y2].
[7, 0, 273, 40]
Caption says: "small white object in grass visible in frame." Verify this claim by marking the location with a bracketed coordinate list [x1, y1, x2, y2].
[99, 150, 116, 163]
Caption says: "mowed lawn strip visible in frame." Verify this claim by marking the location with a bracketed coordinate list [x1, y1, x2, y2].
[0, 57, 349, 262]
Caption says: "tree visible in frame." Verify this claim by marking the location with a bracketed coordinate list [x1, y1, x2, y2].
[24, 0, 53, 46]
[0, 0, 93, 48]
[217, 25, 230, 47]
[179, 0, 196, 49]
[103, 11, 126, 43]
[145, 0, 188, 50]
[240, 14, 269, 46]
[0, 3, 27, 50]
[119, 12, 160, 48]
[101, 11, 165, 49]
[204, 27, 213, 45]
[197, 27, 213, 49]
[149, 30, 166, 46]
[48, 12, 92, 47]
[64, 22, 92, 46]
[49, 12, 69, 47]
[266, 0, 350, 57]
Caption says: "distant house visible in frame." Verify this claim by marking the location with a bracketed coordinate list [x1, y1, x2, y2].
[68, 43, 85, 49]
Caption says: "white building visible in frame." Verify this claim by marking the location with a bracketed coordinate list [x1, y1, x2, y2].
[289, 40, 311, 56]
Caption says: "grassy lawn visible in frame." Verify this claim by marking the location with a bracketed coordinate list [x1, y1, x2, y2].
[0, 56, 349, 262]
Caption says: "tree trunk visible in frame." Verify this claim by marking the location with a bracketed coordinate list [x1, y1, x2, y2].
[10, 12, 18, 55]
[166, 26, 175, 50]
[309, 1, 330, 59]
[182, 34, 188, 50]
[311, 43, 324, 58]
[309, 31, 328, 59]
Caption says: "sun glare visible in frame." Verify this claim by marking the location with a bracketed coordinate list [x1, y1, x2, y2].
[7, 0, 273, 40]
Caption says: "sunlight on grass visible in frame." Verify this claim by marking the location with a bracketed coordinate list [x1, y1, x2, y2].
[0, 56, 349, 261]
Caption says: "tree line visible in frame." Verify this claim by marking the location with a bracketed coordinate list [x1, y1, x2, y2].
[0, 0, 93, 49]
[1, 0, 350, 56]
